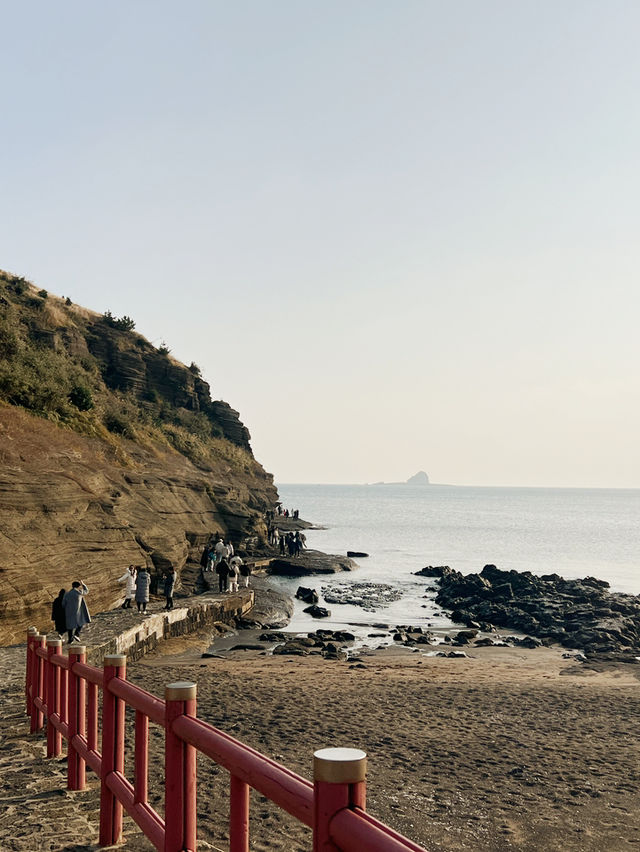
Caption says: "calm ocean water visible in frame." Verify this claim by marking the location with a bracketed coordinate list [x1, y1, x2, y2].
[272, 484, 640, 640]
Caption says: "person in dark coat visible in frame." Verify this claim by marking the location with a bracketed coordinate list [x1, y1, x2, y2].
[51, 589, 66, 638]
[163, 569, 176, 611]
[62, 581, 90, 643]
[215, 558, 230, 593]
[135, 567, 151, 614]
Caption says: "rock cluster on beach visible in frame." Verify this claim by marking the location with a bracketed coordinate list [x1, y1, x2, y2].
[418, 564, 640, 659]
[260, 629, 356, 660]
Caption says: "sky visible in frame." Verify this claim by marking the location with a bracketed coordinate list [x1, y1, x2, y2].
[1, 1, 639, 487]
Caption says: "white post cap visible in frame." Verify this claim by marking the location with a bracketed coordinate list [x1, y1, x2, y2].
[313, 747, 367, 783]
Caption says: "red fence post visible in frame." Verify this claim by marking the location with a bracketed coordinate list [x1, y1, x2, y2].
[165, 681, 198, 852]
[67, 644, 87, 791]
[230, 774, 250, 852]
[26, 626, 38, 716]
[61, 665, 69, 728]
[46, 638, 63, 758]
[134, 710, 149, 805]
[88, 680, 99, 754]
[30, 634, 46, 733]
[99, 654, 127, 847]
[313, 748, 367, 852]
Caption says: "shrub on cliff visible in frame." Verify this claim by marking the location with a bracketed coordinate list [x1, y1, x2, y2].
[103, 310, 136, 331]
[0, 318, 19, 359]
[103, 410, 135, 437]
[68, 384, 94, 411]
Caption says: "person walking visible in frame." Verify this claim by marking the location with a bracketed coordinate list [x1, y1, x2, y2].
[117, 565, 136, 608]
[200, 545, 210, 572]
[227, 558, 239, 593]
[135, 565, 151, 614]
[215, 557, 230, 593]
[163, 569, 176, 611]
[62, 581, 90, 643]
[214, 539, 229, 565]
[238, 558, 251, 588]
[51, 588, 67, 639]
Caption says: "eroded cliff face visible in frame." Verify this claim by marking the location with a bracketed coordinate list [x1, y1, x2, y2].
[0, 406, 276, 644]
[0, 274, 278, 643]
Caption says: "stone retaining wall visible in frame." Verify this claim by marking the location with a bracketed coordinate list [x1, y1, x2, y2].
[43, 591, 254, 666]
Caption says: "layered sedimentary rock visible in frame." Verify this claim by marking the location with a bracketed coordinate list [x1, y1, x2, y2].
[0, 405, 275, 643]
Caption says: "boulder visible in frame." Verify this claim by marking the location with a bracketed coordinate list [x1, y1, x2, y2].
[273, 641, 310, 656]
[415, 565, 452, 578]
[295, 586, 319, 604]
[455, 630, 478, 644]
[302, 605, 331, 619]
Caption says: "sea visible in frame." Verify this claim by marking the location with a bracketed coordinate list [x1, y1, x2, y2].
[270, 484, 640, 645]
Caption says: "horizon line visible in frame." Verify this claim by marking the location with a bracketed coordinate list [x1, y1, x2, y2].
[275, 482, 640, 491]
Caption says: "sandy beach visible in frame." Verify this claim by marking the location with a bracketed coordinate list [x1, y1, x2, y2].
[127, 639, 640, 851]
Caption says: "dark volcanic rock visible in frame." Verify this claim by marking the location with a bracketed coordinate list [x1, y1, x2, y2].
[347, 551, 369, 558]
[303, 605, 331, 618]
[295, 586, 319, 604]
[432, 564, 640, 659]
[415, 566, 452, 578]
[273, 642, 310, 656]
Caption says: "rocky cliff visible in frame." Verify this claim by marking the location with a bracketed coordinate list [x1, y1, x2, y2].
[0, 270, 277, 643]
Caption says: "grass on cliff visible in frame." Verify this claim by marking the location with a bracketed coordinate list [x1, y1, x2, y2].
[0, 270, 258, 475]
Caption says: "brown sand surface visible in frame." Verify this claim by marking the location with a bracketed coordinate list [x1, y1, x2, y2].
[3, 638, 640, 851]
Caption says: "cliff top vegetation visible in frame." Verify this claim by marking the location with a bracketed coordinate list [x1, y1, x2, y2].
[0, 268, 259, 474]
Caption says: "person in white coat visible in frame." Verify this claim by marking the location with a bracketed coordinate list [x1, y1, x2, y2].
[227, 557, 239, 593]
[214, 539, 229, 564]
[230, 555, 246, 588]
[117, 565, 137, 609]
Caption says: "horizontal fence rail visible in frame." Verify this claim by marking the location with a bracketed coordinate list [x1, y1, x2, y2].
[24, 628, 428, 852]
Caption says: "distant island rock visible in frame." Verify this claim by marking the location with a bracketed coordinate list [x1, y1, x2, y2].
[406, 471, 430, 485]
[370, 471, 431, 486]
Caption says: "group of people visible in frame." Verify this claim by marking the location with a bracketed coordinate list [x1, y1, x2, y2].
[200, 534, 252, 593]
[51, 564, 179, 641]
[117, 565, 176, 613]
[266, 506, 299, 520]
[267, 527, 306, 556]
[50, 516, 291, 640]
[51, 581, 91, 643]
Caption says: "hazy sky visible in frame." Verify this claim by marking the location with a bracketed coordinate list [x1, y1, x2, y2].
[2, 1, 639, 487]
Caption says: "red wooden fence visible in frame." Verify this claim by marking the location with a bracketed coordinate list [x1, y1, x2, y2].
[25, 627, 428, 852]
